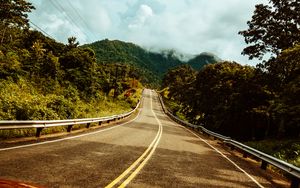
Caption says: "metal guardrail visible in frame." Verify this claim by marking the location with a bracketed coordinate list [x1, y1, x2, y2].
[157, 94, 300, 188]
[0, 100, 141, 137]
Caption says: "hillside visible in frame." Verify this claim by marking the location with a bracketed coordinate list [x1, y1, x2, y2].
[83, 39, 221, 87]
[187, 52, 222, 70]
[83, 39, 181, 87]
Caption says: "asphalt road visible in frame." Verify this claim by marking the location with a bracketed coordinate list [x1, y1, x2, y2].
[0, 89, 289, 188]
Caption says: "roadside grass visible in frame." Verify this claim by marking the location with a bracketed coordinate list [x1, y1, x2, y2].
[162, 96, 187, 121]
[159, 89, 300, 169]
[244, 139, 300, 168]
[0, 98, 132, 140]
[0, 80, 142, 140]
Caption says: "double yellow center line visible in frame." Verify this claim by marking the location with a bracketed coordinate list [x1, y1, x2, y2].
[105, 91, 163, 188]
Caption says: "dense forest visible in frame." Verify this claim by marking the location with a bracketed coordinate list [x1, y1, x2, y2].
[0, 0, 220, 123]
[0, 1, 143, 125]
[84, 40, 221, 87]
[162, 0, 300, 141]
[161, 0, 300, 164]
[2, 0, 299, 167]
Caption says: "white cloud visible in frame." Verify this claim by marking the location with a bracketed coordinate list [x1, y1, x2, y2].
[128, 4, 154, 29]
[28, 0, 267, 65]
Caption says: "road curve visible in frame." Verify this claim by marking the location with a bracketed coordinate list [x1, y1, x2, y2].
[0, 89, 288, 187]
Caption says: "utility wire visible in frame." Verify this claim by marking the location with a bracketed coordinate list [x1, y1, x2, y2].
[29, 21, 54, 39]
[49, 0, 93, 42]
[66, 0, 98, 41]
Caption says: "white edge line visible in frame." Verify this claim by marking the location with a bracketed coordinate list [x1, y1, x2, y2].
[180, 126, 264, 188]
[0, 109, 142, 152]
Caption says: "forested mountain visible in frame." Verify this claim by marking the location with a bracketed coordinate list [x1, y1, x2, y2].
[187, 52, 222, 70]
[0, 1, 143, 124]
[84, 40, 220, 86]
[83, 40, 179, 86]
[162, 0, 300, 143]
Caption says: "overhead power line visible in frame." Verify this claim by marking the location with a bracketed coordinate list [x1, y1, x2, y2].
[49, 0, 93, 42]
[29, 21, 54, 39]
[66, 0, 98, 41]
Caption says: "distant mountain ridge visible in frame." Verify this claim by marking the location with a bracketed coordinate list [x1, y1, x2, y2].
[187, 52, 222, 70]
[83, 39, 221, 86]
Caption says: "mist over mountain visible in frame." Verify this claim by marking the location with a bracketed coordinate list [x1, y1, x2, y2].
[187, 52, 222, 70]
[84, 39, 221, 86]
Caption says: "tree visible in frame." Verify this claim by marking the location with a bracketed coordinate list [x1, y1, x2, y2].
[265, 44, 300, 91]
[267, 45, 300, 137]
[0, 0, 34, 27]
[0, 0, 35, 45]
[189, 62, 272, 140]
[59, 46, 98, 98]
[67, 36, 79, 49]
[162, 64, 196, 103]
[239, 0, 300, 60]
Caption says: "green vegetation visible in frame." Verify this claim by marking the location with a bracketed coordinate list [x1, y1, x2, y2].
[188, 52, 221, 70]
[0, 0, 143, 139]
[83, 40, 181, 87]
[163, 49, 299, 141]
[162, 0, 299, 145]
[245, 139, 300, 168]
[84, 40, 221, 87]
[239, 0, 300, 60]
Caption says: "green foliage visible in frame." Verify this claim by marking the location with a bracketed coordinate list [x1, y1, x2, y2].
[163, 46, 300, 140]
[0, 3, 144, 140]
[187, 52, 221, 70]
[0, 0, 35, 47]
[162, 64, 197, 116]
[84, 39, 219, 87]
[239, 0, 300, 60]
[0, 78, 134, 139]
[163, 62, 275, 140]
[245, 139, 300, 167]
[0, 79, 59, 120]
[266, 45, 300, 138]
[83, 39, 178, 87]
[198, 62, 272, 140]
[0, 0, 34, 28]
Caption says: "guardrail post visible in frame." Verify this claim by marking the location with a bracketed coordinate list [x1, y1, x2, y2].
[261, 160, 268, 170]
[36, 128, 43, 137]
[99, 121, 102, 126]
[291, 177, 300, 188]
[67, 125, 73, 132]
[243, 152, 248, 158]
[86, 123, 91, 128]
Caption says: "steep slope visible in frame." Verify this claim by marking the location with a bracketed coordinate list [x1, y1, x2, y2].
[187, 52, 222, 70]
[84, 39, 221, 86]
[83, 39, 182, 86]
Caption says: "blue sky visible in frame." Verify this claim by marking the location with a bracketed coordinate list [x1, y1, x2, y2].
[28, 0, 267, 65]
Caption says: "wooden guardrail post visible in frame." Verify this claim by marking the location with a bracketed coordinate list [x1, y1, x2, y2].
[261, 160, 268, 170]
[86, 123, 91, 128]
[291, 176, 299, 188]
[230, 145, 235, 150]
[67, 125, 73, 132]
[36, 127, 43, 137]
[158, 93, 300, 186]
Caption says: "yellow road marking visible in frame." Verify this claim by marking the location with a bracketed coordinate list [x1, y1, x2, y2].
[105, 90, 163, 188]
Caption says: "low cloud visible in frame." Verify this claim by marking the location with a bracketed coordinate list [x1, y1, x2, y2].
[28, 0, 266, 65]
[128, 4, 153, 29]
